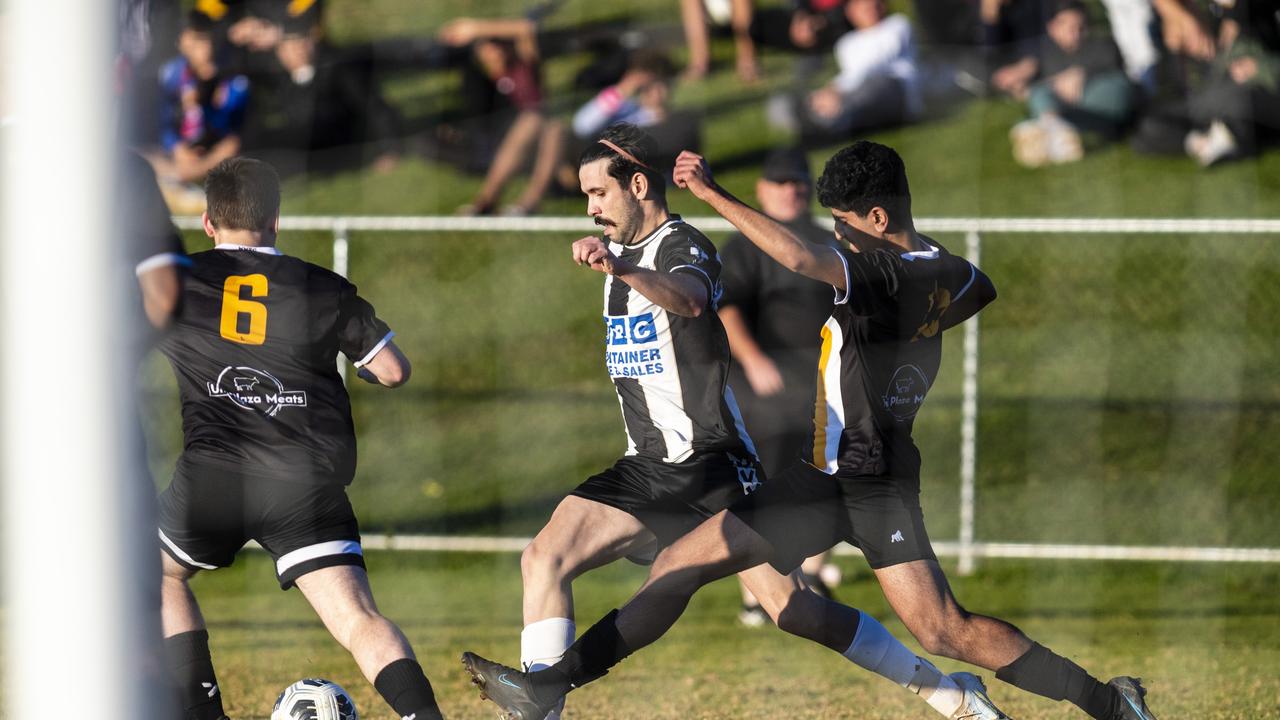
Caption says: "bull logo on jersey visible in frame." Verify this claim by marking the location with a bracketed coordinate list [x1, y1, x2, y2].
[605, 312, 658, 345]
[207, 365, 307, 417]
[911, 284, 952, 342]
[882, 364, 930, 421]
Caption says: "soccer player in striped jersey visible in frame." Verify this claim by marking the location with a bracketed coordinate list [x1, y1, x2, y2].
[463, 142, 1157, 720]
[468, 128, 1012, 720]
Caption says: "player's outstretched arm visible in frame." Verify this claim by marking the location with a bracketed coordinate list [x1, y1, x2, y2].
[356, 340, 411, 387]
[673, 151, 847, 291]
[572, 235, 709, 317]
[940, 265, 997, 331]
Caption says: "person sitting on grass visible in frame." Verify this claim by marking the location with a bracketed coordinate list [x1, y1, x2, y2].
[148, 10, 250, 204]
[999, 0, 1135, 167]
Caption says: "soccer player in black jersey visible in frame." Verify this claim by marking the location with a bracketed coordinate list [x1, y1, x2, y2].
[154, 158, 444, 720]
[462, 143, 1158, 720]
[467, 127, 1011, 720]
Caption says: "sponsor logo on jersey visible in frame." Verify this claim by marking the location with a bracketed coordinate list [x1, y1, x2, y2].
[207, 365, 307, 417]
[605, 312, 666, 377]
[606, 312, 658, 345]
[882, 364, 930, 421]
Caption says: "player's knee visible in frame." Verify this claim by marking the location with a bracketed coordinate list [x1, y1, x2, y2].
[521, 537, 573, 582]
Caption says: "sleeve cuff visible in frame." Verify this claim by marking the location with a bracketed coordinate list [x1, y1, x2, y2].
[353, 331, 395, 368]
[831, 248, 853, 306]
[135, 252, 190, 277]
[670, 264, 715, 295]
[953, 262, 977, 301]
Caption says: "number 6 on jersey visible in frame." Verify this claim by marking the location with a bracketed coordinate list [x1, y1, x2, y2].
[220, 274, 268, 344]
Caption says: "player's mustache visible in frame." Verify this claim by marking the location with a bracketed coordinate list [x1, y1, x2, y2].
[594, 216, 615, 227]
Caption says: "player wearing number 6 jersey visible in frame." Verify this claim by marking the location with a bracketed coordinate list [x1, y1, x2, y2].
[154, 158, 445, 720]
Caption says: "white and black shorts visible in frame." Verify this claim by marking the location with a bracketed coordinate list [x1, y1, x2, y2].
[157, 459, 364, 589]
[571, 449, 763, 563]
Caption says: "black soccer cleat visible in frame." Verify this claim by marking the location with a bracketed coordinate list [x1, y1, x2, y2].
[461, 651, 561, 720]
[1109, 676, 1158, 720]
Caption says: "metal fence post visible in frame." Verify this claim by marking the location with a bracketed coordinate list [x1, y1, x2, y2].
[958, 229, 982, 575]
[333, 221, 350, 383]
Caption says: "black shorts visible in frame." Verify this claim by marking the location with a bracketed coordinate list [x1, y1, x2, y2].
[730, 463, 937, 573]
[572, 450, 763, 562]
[157, 459, 364, 589]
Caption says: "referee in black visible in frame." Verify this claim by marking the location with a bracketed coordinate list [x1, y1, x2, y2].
[719, 148, 842, 624]
[153, 158, 444, 720]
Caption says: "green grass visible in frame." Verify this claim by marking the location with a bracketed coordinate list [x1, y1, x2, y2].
[131, 1, 1280, 717]
[196, 551, 1280, 719]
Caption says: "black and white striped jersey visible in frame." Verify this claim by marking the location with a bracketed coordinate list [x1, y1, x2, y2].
[809, 239, 978, 480]
[602, 216, 757, 464]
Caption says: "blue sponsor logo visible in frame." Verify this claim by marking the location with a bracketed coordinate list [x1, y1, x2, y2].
[605, 312, 658, 345]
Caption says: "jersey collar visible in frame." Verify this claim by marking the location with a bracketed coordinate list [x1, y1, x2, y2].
[621, 214, 682, 251]
[214, 243, 283, 255]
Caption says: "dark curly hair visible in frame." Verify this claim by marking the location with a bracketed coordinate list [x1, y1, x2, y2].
[578, 123, 666, 200]
[816, 141, 912, 227]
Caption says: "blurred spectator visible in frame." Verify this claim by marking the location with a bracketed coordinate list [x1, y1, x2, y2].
[1183, 1, 1280, 165]
[766, 0, 922, 141]
[443, 17, 565, 216]
[570, 49, 702, 176]
[244, 23, 402, 175]
[1006, 0, 1136, 167]
[745, 0, 853, 81]
[680, 0, 759, 81]
[146, 11, 249, 210]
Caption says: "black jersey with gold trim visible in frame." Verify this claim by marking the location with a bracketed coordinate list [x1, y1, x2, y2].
[808, 238, 978, 480]
[158, 245, 391, 485]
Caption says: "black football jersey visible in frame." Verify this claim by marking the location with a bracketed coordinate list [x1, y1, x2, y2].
[808, 239, 979, 480]
[158, 245, 392, 485]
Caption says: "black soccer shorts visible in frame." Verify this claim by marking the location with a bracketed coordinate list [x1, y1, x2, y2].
[157, 458, 365, 589]
[571, 449, 764, 563]
[730, 462, 938, 572]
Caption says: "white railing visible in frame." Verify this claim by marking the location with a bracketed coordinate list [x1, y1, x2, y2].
[177, 215, 1280, 572]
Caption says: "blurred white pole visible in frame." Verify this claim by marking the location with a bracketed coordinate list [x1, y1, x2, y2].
[958, 230, 982, 576]
[333, 221, 350, 382]
[1, 2, 151, 718]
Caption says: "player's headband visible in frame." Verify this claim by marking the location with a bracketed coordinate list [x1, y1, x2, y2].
[597, 139, 654, 172]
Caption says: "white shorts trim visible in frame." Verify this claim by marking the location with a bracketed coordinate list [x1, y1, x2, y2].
[275, 539, 364, 577]
[353, 331, 395, 368]
[158, 528, 219, 570]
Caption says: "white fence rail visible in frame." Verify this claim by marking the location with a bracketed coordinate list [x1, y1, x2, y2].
[177, 215, 1280, 571]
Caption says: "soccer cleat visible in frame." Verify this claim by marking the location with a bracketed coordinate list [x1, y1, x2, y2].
[738, 603, 771, 628]
[1109, 676, 1158, 720]
[461, 652, 561, 720]
[950, 672, 1013, 720]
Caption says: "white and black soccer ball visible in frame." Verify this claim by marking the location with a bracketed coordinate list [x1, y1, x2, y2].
[270, 678, 359, 720]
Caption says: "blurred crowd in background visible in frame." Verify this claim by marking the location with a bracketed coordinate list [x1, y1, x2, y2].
[114, 0, 1280, 215]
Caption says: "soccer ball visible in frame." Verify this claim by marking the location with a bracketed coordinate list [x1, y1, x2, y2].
[270, 678, 359, 720]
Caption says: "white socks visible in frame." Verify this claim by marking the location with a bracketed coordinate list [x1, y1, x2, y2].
[521, 617, 575, 720]
[841, 611, 965, 717]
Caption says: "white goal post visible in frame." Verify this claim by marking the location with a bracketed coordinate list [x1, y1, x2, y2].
[174, 215, 1280, 574]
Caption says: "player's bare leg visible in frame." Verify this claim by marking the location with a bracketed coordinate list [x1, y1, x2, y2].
[517, 496, 654, 717]
[522, 496, 655, 623]
[465, 511, 1010, 719]
[297, 564, 444, 720]
[159, 552, 227, 720]
[876, 560, 1152, 719]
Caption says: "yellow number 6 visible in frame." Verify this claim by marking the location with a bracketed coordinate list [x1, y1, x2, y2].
[220, 274, 268, 345]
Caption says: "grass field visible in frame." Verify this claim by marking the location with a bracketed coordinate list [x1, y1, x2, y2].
[197, 551, 1280, 719]
[134, 1, 1280, 717]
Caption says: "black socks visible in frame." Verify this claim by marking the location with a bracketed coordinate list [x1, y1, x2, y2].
[163, 630, 226, 720]
[374, 658, 444, 720]
[531, 609, 632, 701]
[996, 642, 1120, 719]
